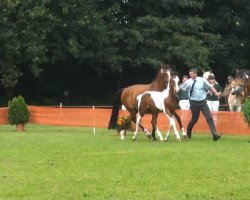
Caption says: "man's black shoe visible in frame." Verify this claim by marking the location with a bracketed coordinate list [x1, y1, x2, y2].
[213, 135, 221, 141]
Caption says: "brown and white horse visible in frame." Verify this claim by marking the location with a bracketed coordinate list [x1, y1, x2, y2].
[108, 65, 187, 140]
[133, 70, 181, 141]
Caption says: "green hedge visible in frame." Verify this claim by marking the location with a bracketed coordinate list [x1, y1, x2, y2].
[242, 98, 250, 126]
[8, 96, 30, 125]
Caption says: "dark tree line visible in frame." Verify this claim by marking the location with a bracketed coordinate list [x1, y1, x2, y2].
[0, 0, 249, 106]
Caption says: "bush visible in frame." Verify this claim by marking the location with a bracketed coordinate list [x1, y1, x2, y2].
[116, 116, 131, 131]
[242, 98, 250, 126]
[8, 96, 30, 125]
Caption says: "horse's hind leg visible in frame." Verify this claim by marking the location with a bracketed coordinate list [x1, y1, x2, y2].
[151, 113, 159, 141]
[133, 114, 142, 141]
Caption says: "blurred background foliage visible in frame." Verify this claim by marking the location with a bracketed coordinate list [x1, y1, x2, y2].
[0, 0, 249, 105]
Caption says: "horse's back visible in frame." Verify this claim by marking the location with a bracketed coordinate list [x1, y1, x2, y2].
[121, 84, 151, 111]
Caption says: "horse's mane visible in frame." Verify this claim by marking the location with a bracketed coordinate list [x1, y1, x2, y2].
[236, 69, 245, 78]
[235, 68, 250, 78]
[152, 64, 171, 81]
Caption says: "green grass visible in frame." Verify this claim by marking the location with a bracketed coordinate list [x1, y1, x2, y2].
[0, 124, 249, 200]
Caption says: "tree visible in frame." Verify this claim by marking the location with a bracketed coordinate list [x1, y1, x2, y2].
[202, 0, 250, 76]
[0, 0, 114, 88]
[98, 0, 221, 72]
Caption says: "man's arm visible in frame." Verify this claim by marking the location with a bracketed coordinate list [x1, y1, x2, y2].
[209, 85, 220, 96]
[179, 79, 191, 91]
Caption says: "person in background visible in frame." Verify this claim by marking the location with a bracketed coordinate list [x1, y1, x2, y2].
[179, 68, 221, 141]
[206, 74, 222, 111]
[178, 75, 190, 110]
[227, 75, 234, 86]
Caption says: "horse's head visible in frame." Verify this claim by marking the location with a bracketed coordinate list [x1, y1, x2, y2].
[158, 64, 171, 88]
[170, 72, 180, 93]
[172, 76, 180, 93]
[230, 78, 245, 96]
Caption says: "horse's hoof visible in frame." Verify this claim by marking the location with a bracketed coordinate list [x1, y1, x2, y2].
[120, 137, 125, 140]
[182, 135, 188, 140]
[146, 134, 152, 139]
[132, 137, 137, 141]
[177, 138, 181, 142]
[152, 137, 157, 141]
[164, 135, 170, 142]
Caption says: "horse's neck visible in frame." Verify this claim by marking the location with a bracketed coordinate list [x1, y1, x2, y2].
[151, 77, 166, 90]
[161, 87, 170, 98]
[247, 79, 250, 93]
[223, 84, 232, 96]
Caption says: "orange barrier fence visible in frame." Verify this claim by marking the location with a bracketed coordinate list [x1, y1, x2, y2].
[0, 106, 249, 135]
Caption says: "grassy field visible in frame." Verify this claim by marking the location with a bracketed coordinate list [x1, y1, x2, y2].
[0, 124, 249, 200]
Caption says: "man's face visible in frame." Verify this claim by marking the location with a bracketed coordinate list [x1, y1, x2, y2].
[189, 71, 197, 80]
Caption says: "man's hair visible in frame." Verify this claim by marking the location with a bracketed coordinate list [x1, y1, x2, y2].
[189, 68, 197, 73]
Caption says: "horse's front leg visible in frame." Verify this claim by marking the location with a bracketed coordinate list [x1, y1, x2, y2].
[165, 121, 171, 142]
[155, 127, 163, 142]
[237, 105, 242, 112]
[229, 104, 234, 112]
[170, 117, 181, 141]
[174, 111, 187, 139]
[131, 114, 151, 138]
[163, 110, 181, 141]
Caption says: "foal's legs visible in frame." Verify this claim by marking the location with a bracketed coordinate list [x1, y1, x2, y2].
[165, 121, 172, 141]
[163, 111, 181, 141]
[131, 113, 151, 138]
[169, 117, 181, 141]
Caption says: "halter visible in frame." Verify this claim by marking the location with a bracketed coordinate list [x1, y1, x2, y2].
[232, 75, 248, 96]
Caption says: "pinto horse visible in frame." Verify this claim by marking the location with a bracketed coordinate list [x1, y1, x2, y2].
[108, 65, 187, 140]
[133, 70, 181, 141]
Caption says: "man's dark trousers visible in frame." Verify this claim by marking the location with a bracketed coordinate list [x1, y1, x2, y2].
[187, 99, 218, 137]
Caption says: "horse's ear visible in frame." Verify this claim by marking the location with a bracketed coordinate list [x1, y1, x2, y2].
[160, 63, 171, 69]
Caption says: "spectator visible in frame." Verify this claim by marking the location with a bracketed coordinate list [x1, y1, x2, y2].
[178, 75, 190, 110]
[206, 74, 222, 111]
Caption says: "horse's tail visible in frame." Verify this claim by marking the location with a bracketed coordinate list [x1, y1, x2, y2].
[108, 88, 125, 129]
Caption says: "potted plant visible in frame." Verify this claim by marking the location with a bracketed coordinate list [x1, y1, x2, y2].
[243, 98, 250, 127]
[8, 95, 30, 131]
[116, 116, 131, 140]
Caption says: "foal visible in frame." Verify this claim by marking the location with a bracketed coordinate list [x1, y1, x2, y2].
[133, 71, 181, 141]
